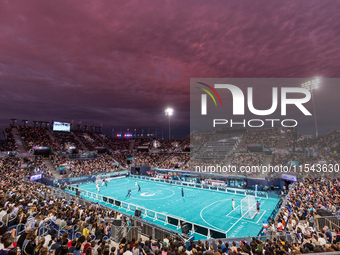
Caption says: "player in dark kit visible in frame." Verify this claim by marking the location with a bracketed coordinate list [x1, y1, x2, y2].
[138, 185, 141, 192]
[256, 200, 261, 213]
[182, 188, 184, 197]
[126, 189, 131, 197]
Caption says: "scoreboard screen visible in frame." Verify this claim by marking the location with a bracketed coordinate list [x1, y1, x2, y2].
[53, 121, 70, 132]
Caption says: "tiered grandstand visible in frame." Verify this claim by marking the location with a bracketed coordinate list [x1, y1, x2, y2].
[1, 121, 340, 255]
[73, 130, 106, 151]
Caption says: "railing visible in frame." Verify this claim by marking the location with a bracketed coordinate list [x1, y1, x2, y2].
[125, 226, 141, 242]
[13, 224, 27, 242]
[265, 230, 298, 243]
[6, 221, 53, 243]
[64, 185, 227, 239]
[194, 231, 297, 248]
[130, 175, 268, 199]
[129, 217, 182, 242]
[316, 216, 340, 231]
[37, 221, 53, 241]
[47, 183, 293, 248]
[111, 222, 127, 242]
[49, 186, 187, 241]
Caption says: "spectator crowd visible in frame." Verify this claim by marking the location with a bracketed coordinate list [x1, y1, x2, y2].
[51, 155, 118, 177]
[2, 160, 340, 255]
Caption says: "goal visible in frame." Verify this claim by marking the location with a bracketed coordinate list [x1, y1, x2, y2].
[240, 195, 257, 219]
[95, 174, 108, 183]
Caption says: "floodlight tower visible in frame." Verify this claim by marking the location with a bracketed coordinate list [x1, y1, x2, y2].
[10, 119, 17, 126]
[301, 78, 320, 138]
[165, 108, 174, 141]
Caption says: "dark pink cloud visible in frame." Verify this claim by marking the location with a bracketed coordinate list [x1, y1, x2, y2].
[1, 0, 340, 137]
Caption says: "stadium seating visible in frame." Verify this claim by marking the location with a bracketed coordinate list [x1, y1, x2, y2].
[51, 154, 117, 177]
[0, 128, 18, 151]
[2, 123, 340, 254]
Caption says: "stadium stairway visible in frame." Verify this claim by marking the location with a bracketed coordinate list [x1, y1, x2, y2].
[91, 133, 122, 166]
[261, 155, 273, 178]
[278, 127, 287, 149]
[235, 132, 248, 151]
[44, 158, 62, 179]
[224, 155, 232, 168]
[329, 134, 340, 149]
[46, 128, 62, 150]
[246, 155, 273, 179]
[71, 131, 89, 151]
[92, 132, 111, 150]
[11, 127, 27, 153]
[129, 139, 135, 151]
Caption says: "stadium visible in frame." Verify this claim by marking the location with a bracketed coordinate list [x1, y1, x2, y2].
[2, 1, 340, 255]
[1, 122, 340, 255]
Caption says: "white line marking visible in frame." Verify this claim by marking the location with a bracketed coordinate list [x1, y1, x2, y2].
[226, 217, 244, 233]
[81, 177, 272, 235]
[256, 210, 266, 224]
[225, 205, 240, 217]
[200, 199, 230, 232]
[226, 216, 257, 224]
[226, 198, 262, 234]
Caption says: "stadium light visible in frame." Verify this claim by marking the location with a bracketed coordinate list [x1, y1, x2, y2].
[10, 119, 17, 126]
[301, 78, 320, 137]
[165, 108, 174, 141]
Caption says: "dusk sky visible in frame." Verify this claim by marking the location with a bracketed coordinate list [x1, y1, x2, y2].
[1, 0, 340, 139]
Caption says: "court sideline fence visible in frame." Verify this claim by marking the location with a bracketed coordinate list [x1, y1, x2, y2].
[63, 184, 228, 239]
[46, 186, 189, 242]
[32, 181, 287, 247]
[194, 231, 297, 249]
